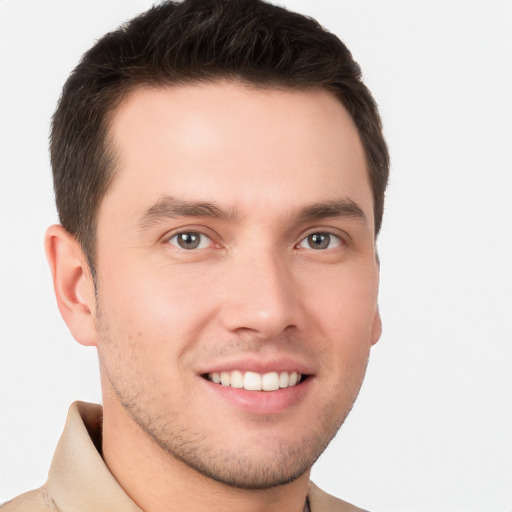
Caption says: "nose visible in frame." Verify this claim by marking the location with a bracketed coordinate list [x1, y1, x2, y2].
[218, 248, 301, 339]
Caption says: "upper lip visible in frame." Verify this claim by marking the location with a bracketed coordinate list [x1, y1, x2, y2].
[196, 355, 315, 376]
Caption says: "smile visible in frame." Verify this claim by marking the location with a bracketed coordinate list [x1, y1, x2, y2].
[206, 370, 303, 391]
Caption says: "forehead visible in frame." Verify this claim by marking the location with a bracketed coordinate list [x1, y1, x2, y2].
[101, 82, 372, 228]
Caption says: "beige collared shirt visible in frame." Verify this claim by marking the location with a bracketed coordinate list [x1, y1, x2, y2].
[1, 402, 367, 512]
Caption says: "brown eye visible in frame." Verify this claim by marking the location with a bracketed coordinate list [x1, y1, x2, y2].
[169, 232, 211, 250]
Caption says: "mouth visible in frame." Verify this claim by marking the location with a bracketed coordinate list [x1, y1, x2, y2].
[199, 365, 313, 415]
[203, 370, 306, 391]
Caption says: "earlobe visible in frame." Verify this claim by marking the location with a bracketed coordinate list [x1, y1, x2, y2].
[371, 307, 382, 346]
[45, 224, 98, 347]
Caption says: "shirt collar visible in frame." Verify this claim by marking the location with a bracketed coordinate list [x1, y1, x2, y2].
[46, 401, 142, 511]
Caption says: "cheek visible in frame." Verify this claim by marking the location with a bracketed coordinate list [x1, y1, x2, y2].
[300, 264, 378, 379]
[101, 259, 214, 330]
[94, 261, 223, 421]
[94, 270, 198, 406]
[302, 263, 378, 337]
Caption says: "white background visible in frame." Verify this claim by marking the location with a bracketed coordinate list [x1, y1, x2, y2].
[1, 1, 511, 511]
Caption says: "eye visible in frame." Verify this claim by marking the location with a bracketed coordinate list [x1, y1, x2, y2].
[168, 231, 213, 250]
[298, 232, 342, 250]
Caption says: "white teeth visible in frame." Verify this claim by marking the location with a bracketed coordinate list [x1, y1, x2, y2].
[279, 371, 289, 388]
[220, 371, 231, 386]
[207, 370, 304, 391]
[230, 370, 244, 388]
[244, 371, 262, 391]
[262, 372, 279, 391]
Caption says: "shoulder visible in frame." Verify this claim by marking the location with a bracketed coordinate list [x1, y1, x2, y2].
[308, 482, 369, 512]
[0, 487, 55, 512]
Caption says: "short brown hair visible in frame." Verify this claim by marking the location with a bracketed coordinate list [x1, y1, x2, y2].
[51, 0, 389, 277]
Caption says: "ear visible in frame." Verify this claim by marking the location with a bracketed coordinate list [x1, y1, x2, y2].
[370, 248, 382, 346]
[45, 224, 98, 347]
[370, 307, 382, 346]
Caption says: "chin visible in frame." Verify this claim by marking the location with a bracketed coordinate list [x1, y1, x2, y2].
[136, 407, 342, 490]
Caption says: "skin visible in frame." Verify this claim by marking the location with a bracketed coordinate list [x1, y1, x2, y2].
[46, 82, 381, 512]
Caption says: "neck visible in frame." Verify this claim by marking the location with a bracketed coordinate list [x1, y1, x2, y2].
[101, 388, 310, 512]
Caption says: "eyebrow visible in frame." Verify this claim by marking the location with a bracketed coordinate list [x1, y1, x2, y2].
[139, 196, 240, 229]
[296, 199, 367, 225]
[138, 195, 367, 230]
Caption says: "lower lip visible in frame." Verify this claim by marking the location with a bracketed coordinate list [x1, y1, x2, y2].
[200, 377, 312, 415]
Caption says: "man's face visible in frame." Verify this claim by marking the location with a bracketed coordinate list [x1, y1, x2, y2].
[93, 82, 381, 488]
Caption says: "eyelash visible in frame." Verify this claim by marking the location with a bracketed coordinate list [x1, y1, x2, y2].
[166, 229, 345, 252]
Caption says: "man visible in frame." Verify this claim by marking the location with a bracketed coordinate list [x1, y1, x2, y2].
[2, 0, 388, 510]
